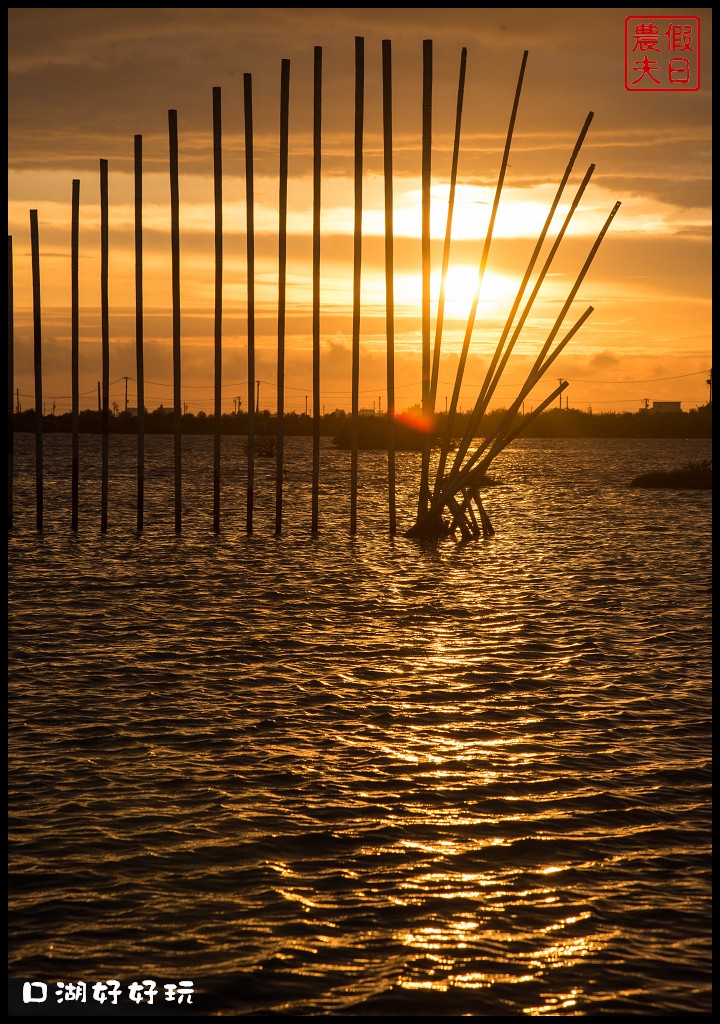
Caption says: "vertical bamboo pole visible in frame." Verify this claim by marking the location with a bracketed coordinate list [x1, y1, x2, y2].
[244, 73, 256, 534]
[7, 236, 14, 531]
[417, 39, 433, 518]
[71, 179, 80, 531]
[350, 36, 364, 536]
[311, 46, 322, 536]
[168, 110, 182, 534]
[30, 213, 43, 530]
[100, 161, 109, 534]
[276, 58, 290, 535]
[134, 135, 145, 533]
[212, 88, 222, 534]
[381, 39, 396, 536]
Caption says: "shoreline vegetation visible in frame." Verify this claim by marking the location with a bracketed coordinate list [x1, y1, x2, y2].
[12, 404, 712, 443]
[630, 458, 712, 490]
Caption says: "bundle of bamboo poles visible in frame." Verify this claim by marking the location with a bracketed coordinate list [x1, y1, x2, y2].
[405, 47, 621, 540]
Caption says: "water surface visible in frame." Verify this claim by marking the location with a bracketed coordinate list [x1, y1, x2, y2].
[9, 434, 712, 1016]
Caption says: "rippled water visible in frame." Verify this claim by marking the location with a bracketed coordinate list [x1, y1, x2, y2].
[8, 433, 712, 1016]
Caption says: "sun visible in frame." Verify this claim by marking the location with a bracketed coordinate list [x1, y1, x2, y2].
[389, 263, 518, 320]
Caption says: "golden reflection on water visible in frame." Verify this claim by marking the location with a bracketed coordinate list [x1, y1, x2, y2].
[394, 854, 597, 1012]
[523, 987, 583, 1015]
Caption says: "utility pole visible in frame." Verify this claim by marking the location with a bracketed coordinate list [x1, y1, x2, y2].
[707, 368, 712, 405]
[124, 376, 129, 412]
[558, 379, 563, 410]
[16, 388, 21, 414]
[255, 379, 260, 414]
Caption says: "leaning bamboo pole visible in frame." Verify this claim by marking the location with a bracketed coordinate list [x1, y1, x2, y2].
[71, 179, 80, 531]
[456, 378, 572, 512]
[417, 38, 433, 518]
[244, 73, 256, 534]
[100, 161, 109, 534]
[276, 58, 290, 536]
[168, 110, 182, 534]
[448, 142, 596, 483]
[311, 46, 322, 536]
[8, 235, 14, 531]
[429, 46, 467, 415]
[134, 136, 145, 534]
[447, 308, 596, 514]
[30, 212, 43, 531]
[350, 36, 364, 536]
[212, 88, 222, 534]
[381, 38, 396, 535]
[431, 50, 528, 502]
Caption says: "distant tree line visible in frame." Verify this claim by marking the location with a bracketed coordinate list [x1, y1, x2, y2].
[11, 403, 712, 440]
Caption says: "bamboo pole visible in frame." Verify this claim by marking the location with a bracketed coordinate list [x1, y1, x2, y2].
[350, 36, 364, 536]
[450, 309, 595, 509]
[431, 51, 528, 504]
[168, 110, 182, 534]
[411, 307, 592, 539]
[448, 151, 596, 483]
[458, 380, 570, 503]
[30, 212, 44, 530]
[70, 179, 80, 531]
[381, 39, 396, 536]
[100, 161, 109, 534]
[212, 89, 222, 534]
[7, 236, 14, 531]
[417, 38, 433, 518]
[429, 46, 467, 414]
[244, 73, 256, 534]
[442, 380, 570, 538]
[311, 46, 322, 536]
[276, 58, 290, 535]
[134, 135, 145, 533]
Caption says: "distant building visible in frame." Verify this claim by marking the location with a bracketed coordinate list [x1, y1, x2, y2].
[652, 401, 682, 414]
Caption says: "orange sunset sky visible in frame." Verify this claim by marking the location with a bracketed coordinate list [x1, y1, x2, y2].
[8, 8, 712, 416]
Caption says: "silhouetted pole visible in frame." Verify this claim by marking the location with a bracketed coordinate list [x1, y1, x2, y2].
[100, 160, 109, 533]
[417, 39, 433, 519]
[432, 51, 528, 501]
[276, 58, 290, 535]
[134, 135, 145, 532]
[244, 74, 256, 534]
[311, 46, 322, 536]
[7, 236, 14, 530]
[212, 88, 222, 534]
[430, 47, 467, 413]
[350, 36, 364, 536]
[30, 211, 43, 531]
[447, 133, 596, 482]
[381, 39, 396, 535]
[169, 110, 182, 533]
[71, 179, 80, 531]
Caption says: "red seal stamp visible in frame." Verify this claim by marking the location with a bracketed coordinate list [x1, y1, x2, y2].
[625, 16, 700, 91]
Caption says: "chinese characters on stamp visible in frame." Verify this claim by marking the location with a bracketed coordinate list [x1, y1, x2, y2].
[625, 17, 700, 91]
